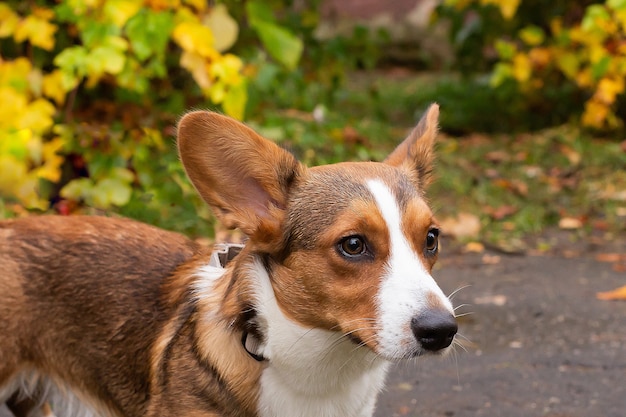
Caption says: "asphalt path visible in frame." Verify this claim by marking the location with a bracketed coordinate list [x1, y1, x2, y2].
[375, 236, 626, 417]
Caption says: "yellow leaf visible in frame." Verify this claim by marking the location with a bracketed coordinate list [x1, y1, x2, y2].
[0, 155, 48, 210]
[0, 57, 32, 94]
[43, 70, 69, 105]
[204, 4, 239, 52]
[221, 79, 247, 120]
[582, 99, 609, 128]
[556, 51, 580, 80]
[499, 0, 520, 19]
[14, 14, 58, 51]
[36, 137, 65, 182]
[172, 21, 216, 58]
[103, 0, 142, 27]
[588, 43, 608, 64]
[0, 4, 20, 38]
[0, 89, 27, 130]
[17, 99, 56, 133]
[595, 77, 625, 104]
[575, 68, 593, 88]
[512, 53, 532, 82]
[209, 54, 244, 84]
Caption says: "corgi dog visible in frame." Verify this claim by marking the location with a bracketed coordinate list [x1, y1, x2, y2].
[0, 104, 457, 417]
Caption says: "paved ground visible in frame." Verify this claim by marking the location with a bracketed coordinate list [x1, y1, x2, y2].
[375, 234, 626, 417]
[3, 233, 625, 417]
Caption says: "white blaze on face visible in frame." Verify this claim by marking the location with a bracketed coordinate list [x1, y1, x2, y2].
[366, 179, 453, 359]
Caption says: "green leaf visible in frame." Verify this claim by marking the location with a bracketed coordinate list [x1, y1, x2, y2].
[494, 39, 517, 60]
[60, 178, 94, 201]
[246, 0, 276, 26]
[245, 0, 302, 69]
[97, 177, 132, 207]
[556, 52, 580, 80]
[252, 21, 303, 70]
[519, 25, 545, 46]
[54, 46, 89, 77]
[591, 55, 611, 80]
[126, 9, 174, 61]
[80, 21, 120, 49]
[87, 45, 126, 75]
[490, 62, 514, 87]
[582, 5, 610, 32]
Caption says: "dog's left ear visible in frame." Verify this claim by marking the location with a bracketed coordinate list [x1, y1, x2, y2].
[384, 103, 439, 189]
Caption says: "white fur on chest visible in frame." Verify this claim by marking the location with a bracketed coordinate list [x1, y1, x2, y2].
[248, 261, 390, 417]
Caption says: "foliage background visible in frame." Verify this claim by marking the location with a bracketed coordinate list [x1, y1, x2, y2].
[1, 0, 625, 244]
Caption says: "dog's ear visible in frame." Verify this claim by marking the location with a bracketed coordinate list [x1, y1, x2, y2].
[177, 111, 303, 243]
[384, 103, 439, 189]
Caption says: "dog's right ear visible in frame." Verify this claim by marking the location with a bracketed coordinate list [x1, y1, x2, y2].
[177, 111, 303, 244]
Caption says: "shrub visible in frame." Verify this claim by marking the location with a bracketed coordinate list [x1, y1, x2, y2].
[0, 0, 303, 234]
[438, 0, 626, 131]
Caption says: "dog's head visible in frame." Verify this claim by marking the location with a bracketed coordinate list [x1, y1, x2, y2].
[177, 105, 456, 360]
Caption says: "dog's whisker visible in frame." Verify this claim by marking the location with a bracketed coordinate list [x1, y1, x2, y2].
[448, 284, 472, 300]
[453, 303, 472, 312]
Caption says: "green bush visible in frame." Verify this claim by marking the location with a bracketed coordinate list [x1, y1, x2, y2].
[437, 0, 626, 131]
[0, 0, 306, 235]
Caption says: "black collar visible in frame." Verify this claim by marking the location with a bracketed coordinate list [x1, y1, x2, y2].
[242, 331, 266, 362]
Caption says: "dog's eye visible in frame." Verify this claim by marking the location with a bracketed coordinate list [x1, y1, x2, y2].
[338, 236, 367, 258]
[425, 229, 439, 254]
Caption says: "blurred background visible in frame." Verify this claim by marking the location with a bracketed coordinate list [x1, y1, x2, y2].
[0, 0, 625, 251]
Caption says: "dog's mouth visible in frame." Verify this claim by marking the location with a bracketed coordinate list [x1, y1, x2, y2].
[345, 332, 365, 347]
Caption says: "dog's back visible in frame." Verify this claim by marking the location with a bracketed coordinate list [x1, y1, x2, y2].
[0, 216, 200, 416]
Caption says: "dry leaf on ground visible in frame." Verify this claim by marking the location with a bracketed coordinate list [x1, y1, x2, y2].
[596, 285, 626, 301]
[439, 212, 481, 239]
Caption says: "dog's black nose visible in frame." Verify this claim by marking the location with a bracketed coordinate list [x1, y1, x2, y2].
[411, 310, 458, 352]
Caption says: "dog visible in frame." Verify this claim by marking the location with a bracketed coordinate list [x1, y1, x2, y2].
[0, 104, 457, 417]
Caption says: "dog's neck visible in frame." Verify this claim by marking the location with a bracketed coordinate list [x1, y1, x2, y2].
[193, 252, 390, 417]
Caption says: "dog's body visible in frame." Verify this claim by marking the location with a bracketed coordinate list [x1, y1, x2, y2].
[0, 105, 457, 417]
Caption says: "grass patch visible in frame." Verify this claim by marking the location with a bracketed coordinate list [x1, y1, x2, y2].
[255, 71, 626, 249]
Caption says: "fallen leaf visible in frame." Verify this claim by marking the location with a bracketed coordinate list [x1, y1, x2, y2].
[559, 217, 583, 230]
[484, 205, 518, 220]
[482, 254, 501, 265]
[596, 285, 626, 301]
[485, 150, 510, 163]
[595, 253, 625, 263]
[464, 241, 485, 253]
[439, 212, 481, 239]
[397, 406, 410, 415]
[396, 382, 413, 391]
[474, 294, 507, 306]
[559, 144, 581, 165]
